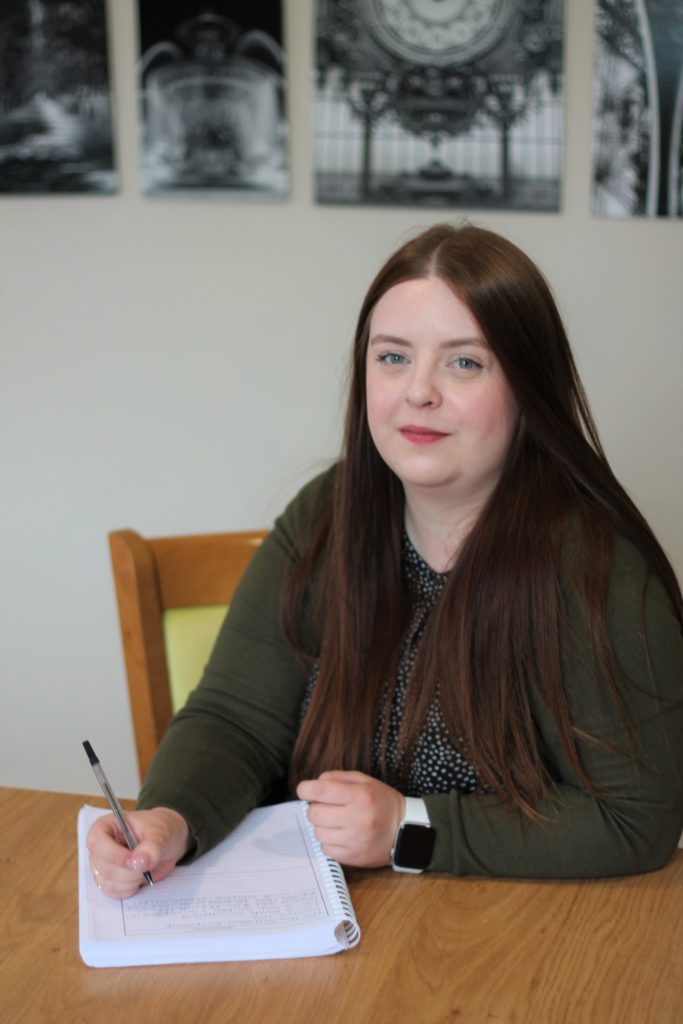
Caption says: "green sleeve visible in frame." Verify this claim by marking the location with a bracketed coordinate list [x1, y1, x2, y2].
[426, 539, 683, 878]
[137, 468, 333, 857]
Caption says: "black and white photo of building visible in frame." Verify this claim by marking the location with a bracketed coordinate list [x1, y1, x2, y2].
[137, 1, 288, 198]
[314, 0, 564, 210]
[0, 0, 117, 194]
[592, 0, 683, 218]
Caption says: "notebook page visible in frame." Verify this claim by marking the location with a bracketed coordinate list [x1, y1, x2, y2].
[80, 802, 338, 944]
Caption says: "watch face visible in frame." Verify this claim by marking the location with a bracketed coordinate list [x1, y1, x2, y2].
[393, 823, 436, 869]
[362, 0, 517, 66]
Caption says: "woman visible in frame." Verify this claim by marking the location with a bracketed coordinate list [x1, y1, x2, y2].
[88, 224, 683, 898]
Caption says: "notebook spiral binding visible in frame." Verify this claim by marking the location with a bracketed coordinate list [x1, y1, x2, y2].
[301, 805, 361, 948]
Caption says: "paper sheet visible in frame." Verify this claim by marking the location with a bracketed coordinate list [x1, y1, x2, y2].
[78, 801, 359, 965]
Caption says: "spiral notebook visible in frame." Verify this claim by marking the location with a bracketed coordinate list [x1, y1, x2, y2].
[78, 801, 360, 967]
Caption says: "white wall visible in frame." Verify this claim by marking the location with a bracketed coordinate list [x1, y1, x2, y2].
[1, 1, 681, 798]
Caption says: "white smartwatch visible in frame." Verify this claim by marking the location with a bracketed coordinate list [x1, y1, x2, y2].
[391, 797, 436, 874]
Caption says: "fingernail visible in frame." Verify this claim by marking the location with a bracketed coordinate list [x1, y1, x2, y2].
[129, 856, 147, 872]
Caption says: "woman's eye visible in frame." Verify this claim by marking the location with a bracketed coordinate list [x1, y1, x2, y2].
[452, 356, 481, 371]
[377, 352, 407, 365]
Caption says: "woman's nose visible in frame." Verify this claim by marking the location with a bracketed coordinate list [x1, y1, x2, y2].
[405, 367, 441, 407]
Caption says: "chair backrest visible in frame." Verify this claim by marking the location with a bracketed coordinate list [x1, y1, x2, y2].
[108, 528, 266, 782]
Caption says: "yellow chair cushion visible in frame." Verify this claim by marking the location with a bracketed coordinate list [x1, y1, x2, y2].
[162, 605, 228, 713]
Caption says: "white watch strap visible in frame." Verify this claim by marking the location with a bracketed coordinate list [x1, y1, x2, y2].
[402, 796, 430, 826]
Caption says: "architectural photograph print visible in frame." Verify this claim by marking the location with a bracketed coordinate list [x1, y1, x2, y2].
[0, 0, 117, 195]
[314, 0, 564, 211]
[592, 0, 683, 218]
[137, 0, 288, 199]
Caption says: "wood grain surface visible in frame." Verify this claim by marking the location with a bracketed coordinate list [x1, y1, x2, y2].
[1, 787, 681, 1024]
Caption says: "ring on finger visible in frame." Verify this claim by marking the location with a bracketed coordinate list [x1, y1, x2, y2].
[93, 867, 102, 890]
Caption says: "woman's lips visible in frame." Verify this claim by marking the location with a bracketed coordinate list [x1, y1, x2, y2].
[400, 426, 449, 445]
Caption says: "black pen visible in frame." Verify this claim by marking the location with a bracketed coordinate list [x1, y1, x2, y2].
[82, 740, 154, 887]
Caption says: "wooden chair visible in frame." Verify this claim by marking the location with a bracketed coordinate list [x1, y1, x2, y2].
[109, 529, 267, 782]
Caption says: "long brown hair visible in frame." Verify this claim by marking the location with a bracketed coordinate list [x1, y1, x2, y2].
[286, 224, 682, 817]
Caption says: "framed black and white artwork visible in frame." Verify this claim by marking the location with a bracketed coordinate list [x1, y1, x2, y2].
[314, 0, 564, 210]
[592, 0, 683, 218]
[0, 0, 117, 195]
[137, 1, 288, 199]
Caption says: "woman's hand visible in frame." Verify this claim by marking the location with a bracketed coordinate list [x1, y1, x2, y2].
[297, 770, 405, 868]
[86, 807, 191, 899]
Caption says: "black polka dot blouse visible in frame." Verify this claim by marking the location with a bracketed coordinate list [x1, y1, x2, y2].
[302, 533, 490, 798]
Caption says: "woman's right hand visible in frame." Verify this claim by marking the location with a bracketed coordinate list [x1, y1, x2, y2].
[86, 806, 191, 899]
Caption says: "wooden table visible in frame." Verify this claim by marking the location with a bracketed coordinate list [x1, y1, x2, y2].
[2, 787, 681, 1024]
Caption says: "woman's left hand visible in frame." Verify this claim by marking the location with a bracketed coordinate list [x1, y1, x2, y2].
[296, 770, 405, 868]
